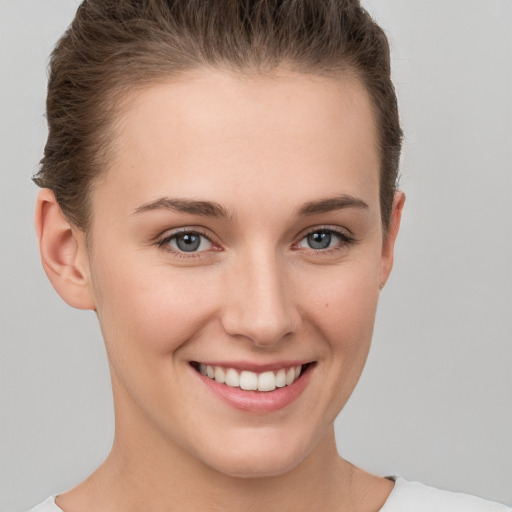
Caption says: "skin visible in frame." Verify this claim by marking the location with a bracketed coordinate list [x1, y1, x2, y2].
[36, 68, 404, 512]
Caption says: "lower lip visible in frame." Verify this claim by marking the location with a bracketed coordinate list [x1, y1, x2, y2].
[194, 365, 314, 413]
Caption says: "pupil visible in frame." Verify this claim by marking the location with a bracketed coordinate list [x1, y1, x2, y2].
[176, 233, 201, 252]
[308, 232, 331, 250]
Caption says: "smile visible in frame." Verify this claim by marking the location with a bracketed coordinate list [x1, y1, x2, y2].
[193, 363, 307, 392]
[190, 361, 315, 413]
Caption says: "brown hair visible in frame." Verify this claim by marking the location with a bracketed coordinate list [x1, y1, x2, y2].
[33, 0, 402, 232]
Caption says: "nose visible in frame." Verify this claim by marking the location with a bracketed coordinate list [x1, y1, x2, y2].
[220, 249, 301, 347]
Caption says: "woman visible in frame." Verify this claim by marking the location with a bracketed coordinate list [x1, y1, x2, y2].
[23, 0, 510, 510]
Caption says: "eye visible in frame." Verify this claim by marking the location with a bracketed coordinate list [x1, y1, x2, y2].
[160, 231, 214, 253]
[296, 228, 354, 251]
[305, 231, 333, 250]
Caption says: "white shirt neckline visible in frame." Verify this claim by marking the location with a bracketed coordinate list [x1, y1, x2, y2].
[36, 476, 511, 512]
[38, 477, 404, 511]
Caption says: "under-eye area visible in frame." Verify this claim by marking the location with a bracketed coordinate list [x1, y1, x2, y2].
[190, 362, 315, 392]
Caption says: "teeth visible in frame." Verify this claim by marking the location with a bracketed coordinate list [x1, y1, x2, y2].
[199, 363, 306, 392]
[258, 371, 277, 392]
[225, 368, 240, 387]
[285, 367, 295, 386]
[240, 371, 258, 391]
[214, 366, 225, 384]
[275, 368, 286, 388]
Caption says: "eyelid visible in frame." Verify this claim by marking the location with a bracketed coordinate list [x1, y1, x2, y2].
[296, 225, 355, 241]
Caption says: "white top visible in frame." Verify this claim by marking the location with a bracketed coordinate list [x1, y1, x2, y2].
[27, 477, 512, 511]
[379, 477, 511, 511]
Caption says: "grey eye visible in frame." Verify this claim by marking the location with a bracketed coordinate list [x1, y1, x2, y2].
[176, 233, 201, 252]
[169, 232, 212, 253]
[306, 231, 332, 250]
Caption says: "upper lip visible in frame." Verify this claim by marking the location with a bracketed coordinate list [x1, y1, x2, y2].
[190, 360, 315, 373]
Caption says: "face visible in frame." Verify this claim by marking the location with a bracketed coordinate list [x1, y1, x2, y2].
[80, 69, 400, 477]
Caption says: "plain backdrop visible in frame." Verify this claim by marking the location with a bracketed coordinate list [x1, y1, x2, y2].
[0, 1, 511, 510]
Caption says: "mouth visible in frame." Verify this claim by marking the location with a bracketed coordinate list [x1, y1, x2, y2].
[189, 360, 315, 412]
[190, 361, 315, 392]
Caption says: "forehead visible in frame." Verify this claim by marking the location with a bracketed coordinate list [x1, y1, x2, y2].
[94, 69, 380, 220]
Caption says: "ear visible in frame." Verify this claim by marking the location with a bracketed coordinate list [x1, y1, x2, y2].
[379, 191, 405, 289]
[35, 188, 96, 310]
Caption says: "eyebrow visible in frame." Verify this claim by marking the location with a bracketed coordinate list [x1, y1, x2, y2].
[132, 194, 369, 219]
[297, 195, 369, 216]
[133, 197, 232, 218]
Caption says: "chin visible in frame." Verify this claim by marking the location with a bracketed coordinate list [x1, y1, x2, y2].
[195, 428, 315, 479]
[209, 452, 304, 479]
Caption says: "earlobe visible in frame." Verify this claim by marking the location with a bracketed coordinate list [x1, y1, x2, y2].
[379, 191, 405, 289]
[35, 188, 96, 310]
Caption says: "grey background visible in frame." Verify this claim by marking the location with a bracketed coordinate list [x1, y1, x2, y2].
[0, 1, 510, 510]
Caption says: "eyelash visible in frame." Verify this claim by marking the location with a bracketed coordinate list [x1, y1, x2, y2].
[156, 226, 357, 258]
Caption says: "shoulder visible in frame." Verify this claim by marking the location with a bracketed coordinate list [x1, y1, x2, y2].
[380, 477, 512, 512]
[25, 497, 62, 512]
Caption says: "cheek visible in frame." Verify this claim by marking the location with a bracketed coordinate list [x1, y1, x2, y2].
[301, 257, 381, 349]
[92, 254, 221, 357]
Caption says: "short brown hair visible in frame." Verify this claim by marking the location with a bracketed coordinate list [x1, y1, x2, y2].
[34, 0, 402, 232]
